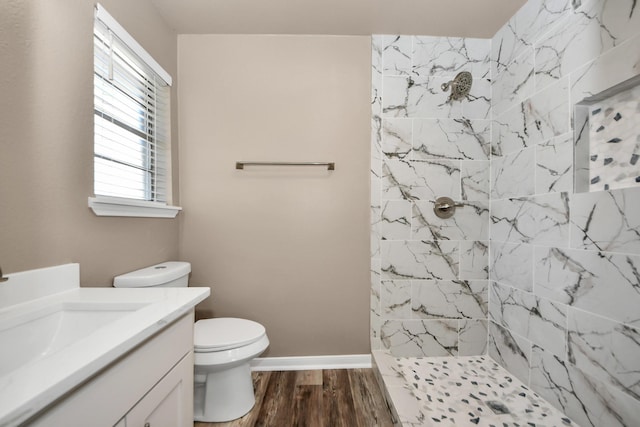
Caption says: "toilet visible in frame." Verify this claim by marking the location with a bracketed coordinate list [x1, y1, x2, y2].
[113, 262, 269, 422]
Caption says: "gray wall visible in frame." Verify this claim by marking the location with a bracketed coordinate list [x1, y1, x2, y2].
[0, 0, 180, 285]
[178, 35, 372, 357]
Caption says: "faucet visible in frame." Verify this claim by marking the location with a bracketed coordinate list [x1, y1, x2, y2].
[0, 265, 8, 282]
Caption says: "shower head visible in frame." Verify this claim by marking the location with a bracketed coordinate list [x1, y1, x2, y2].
[441, 71, 473, 102]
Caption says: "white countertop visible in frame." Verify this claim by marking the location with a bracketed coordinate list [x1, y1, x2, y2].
[0, 265, 209, 426]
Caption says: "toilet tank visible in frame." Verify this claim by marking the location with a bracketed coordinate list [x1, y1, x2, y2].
[113, 262, 191, 288]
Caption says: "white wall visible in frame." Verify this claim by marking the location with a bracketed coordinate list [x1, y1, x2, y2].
[370, 2, 640, 425]
[370, 35, 492, 356]
[489, 1, 640, 426]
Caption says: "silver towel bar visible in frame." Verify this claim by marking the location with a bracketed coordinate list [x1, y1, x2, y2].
[236, 161, 335, 171]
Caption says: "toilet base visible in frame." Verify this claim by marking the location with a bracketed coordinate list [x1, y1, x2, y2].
[193, 361, 256, 422]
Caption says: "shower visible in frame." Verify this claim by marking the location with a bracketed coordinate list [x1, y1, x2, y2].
[441, 71, 473, 102]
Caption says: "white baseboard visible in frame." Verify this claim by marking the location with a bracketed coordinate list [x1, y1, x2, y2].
[250, 354, 372, 371]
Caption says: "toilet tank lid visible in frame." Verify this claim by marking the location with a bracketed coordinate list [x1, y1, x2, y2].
[113, 261, 191, 288]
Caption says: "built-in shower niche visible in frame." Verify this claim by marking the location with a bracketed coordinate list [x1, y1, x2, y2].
[575, 73, 640, 193]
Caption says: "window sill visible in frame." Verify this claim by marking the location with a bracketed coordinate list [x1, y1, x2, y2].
[88, 197, 182, 218]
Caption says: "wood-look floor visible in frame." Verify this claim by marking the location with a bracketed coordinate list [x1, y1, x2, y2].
[194, 369, 394, 427]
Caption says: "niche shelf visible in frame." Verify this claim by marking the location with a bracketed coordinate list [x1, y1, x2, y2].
[574, 74, 640, 193]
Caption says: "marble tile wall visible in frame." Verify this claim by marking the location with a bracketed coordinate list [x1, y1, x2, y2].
[488, 1, 640, 426]
[372, 3, 640, 425]
[371, 35, 491, 358]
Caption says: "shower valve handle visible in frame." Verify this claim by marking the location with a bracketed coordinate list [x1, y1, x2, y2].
[433, 197, 464, 219]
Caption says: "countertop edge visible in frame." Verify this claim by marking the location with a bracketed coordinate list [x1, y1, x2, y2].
[0, 287, 210, 426]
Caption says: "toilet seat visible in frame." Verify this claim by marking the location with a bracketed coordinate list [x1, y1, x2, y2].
[195, 318, 266, 352]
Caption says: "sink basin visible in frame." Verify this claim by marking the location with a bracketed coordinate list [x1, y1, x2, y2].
[0, 264, 210, 427]
[0, 302, 146, 377]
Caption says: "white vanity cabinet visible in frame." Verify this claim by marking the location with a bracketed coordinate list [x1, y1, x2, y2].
[28, 312, 195, 427]
[119, 350, 192, 427]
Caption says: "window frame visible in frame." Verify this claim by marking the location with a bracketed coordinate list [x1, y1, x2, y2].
[89, 4, 181, 218]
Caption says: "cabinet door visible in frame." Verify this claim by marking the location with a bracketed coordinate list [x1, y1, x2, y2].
[125, 351, 194, 427]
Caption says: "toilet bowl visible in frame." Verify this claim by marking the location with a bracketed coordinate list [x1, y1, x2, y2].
[113, 262, 269, 422]
[193, 317, 269, 422]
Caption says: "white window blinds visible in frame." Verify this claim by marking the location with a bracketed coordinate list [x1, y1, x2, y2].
[93, 4, 171, 203]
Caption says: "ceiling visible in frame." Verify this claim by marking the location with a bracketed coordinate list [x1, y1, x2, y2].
[150, 0, 527, 38]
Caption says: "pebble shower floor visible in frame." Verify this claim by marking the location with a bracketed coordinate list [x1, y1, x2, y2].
[373, 352, 579, 427]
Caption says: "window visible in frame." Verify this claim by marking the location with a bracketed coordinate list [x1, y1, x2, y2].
[90, 4, 180, 217]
